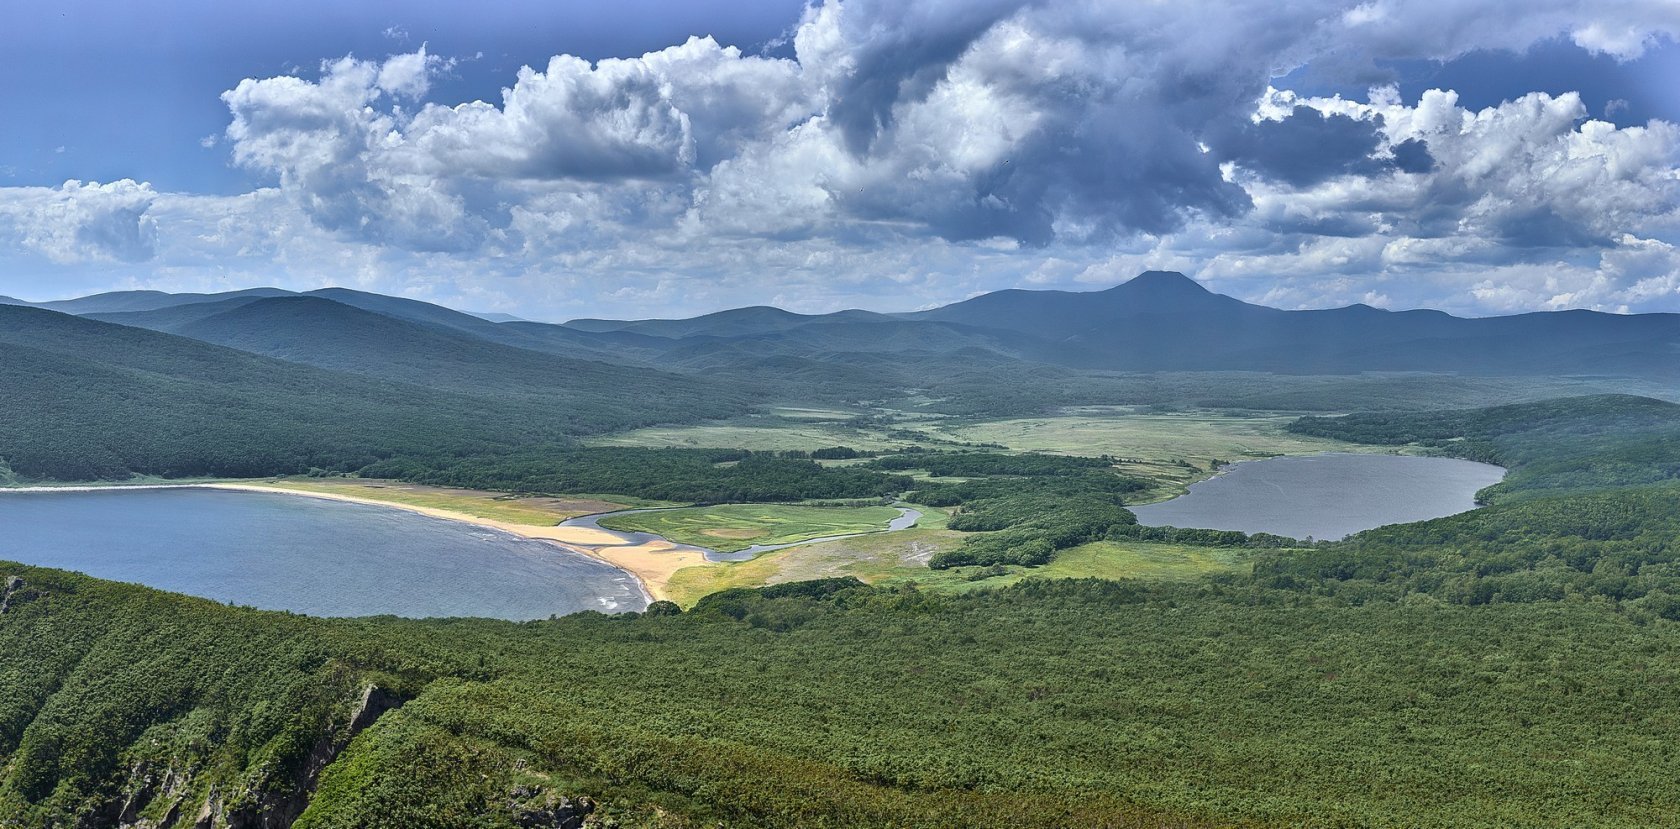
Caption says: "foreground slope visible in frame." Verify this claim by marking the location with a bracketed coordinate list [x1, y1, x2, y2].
[3, 508, 1678, 828]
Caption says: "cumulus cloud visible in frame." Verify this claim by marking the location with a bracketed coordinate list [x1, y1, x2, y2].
[0, 180, 159, 264]
[3, 0, 1678, 318]
[1242, 85, 1680, 257]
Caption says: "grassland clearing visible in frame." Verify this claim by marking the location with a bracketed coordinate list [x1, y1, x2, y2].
[583, 416, 904, 452]
[599, 503, 904, 552]
[590, 408, 1377, 502]
[920, 410, 1383, 501]
[661, 505, 1258, 606]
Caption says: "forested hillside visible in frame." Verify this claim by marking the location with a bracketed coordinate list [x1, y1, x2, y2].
[0, 306, 742, 481]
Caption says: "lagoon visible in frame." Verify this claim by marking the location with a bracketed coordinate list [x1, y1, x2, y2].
[0, 487, 646, 619]
[1129, 453, 1507, 541]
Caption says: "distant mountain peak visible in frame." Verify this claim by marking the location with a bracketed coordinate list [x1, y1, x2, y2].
[1112, 270, 1213, 296]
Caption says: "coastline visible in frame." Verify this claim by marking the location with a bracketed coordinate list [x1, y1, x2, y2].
[1, 481, 700, 603]
[201, 483, 702, 603]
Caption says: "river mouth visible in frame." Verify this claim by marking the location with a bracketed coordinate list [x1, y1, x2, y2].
[0, 487, 647, 619]
[1127, 453, 1507, 541]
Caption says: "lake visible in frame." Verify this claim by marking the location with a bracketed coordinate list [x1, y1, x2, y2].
[0, 487, 647, 619]
[1128, 453, 1507, 541]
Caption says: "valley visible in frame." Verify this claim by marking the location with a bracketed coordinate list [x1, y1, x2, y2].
[4, 274, 1680, 827]
[8, 8, 1677, 825]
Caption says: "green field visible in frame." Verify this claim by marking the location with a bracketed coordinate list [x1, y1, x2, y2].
[599, 503, 906, 552]
[925, 411, 1380, 501]
[663, 504, 1255, 606]
[582, 412, 909, 452]
[588, 409, 1375, 501]
[663, 505, 958, 604]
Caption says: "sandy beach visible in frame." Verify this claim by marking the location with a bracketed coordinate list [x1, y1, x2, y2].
[201, 482, 707, 602]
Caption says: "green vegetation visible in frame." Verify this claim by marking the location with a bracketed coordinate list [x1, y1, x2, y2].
[598, 504, 905, 552]
[865, 450, 1117, 477]
[0, 306, 744, 482]
[1289, 394, 1680, 501]
[364, 448, 912, 504]
[9, 283, 1680, 826]
[906, 467, 1147, 569]
[5, 561, 1680, 827]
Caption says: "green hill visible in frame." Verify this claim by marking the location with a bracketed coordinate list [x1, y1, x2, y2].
[0, 306, 727, 480]
[166, 296, 745, 421]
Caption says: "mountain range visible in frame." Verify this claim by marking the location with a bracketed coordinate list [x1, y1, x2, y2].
[7, 271, 1676, 381]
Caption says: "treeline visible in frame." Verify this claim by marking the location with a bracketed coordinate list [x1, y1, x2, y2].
[365, 448, 913, 504]
[867, 451, 1118, 477]
[1103, 523, 1297, 548]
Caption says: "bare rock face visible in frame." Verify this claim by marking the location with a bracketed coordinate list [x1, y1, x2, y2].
[1, 575, 29, 614]
[112, 757, 194, 828]
[189, 684, 406, 829]
[507, 786, 596, 829]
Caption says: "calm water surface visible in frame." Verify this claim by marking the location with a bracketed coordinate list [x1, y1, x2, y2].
[1129, 453, 1506, 541]
[0, 488, 646, 619]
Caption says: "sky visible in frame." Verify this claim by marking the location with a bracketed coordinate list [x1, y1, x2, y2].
[1, 0, 1677, 321]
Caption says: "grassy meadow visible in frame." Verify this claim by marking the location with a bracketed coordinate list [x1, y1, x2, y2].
[587, 408, 1374, 500]
[661, 505, 1257, 606]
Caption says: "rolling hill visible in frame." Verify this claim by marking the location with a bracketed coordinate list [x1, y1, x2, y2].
[6, 287, 297, 315]
[0, 305, 582, 480]
[569, 270, 1680, 379]
[26, 272, 1680, 426]
[0, 304, 751, 481]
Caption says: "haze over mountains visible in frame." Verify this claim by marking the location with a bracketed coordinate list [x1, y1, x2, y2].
[6, 271, 1677, 382]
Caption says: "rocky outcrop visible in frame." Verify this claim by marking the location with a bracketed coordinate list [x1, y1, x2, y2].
[106, 682, 408, 827]
[1, 575, 30, 614]
[507, 787, 596, 829]
[110, 758, 194, 828]
[198, 684, 407, 829]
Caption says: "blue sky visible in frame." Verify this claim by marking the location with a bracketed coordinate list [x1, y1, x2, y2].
[1, 0, 805, 193]
[1, 0, 1676, 320]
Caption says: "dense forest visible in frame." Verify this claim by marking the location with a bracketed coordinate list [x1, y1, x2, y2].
[6, 502, 1680, 826]
[0, 306, 747, 482]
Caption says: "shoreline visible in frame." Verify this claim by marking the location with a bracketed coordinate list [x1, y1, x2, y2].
[202, 483, 701, 603]
[2, 481, 700, 604]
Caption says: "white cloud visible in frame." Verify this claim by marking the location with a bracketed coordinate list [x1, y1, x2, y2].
[2, 0, 1678, 319]
[0, 180, 159, 264]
